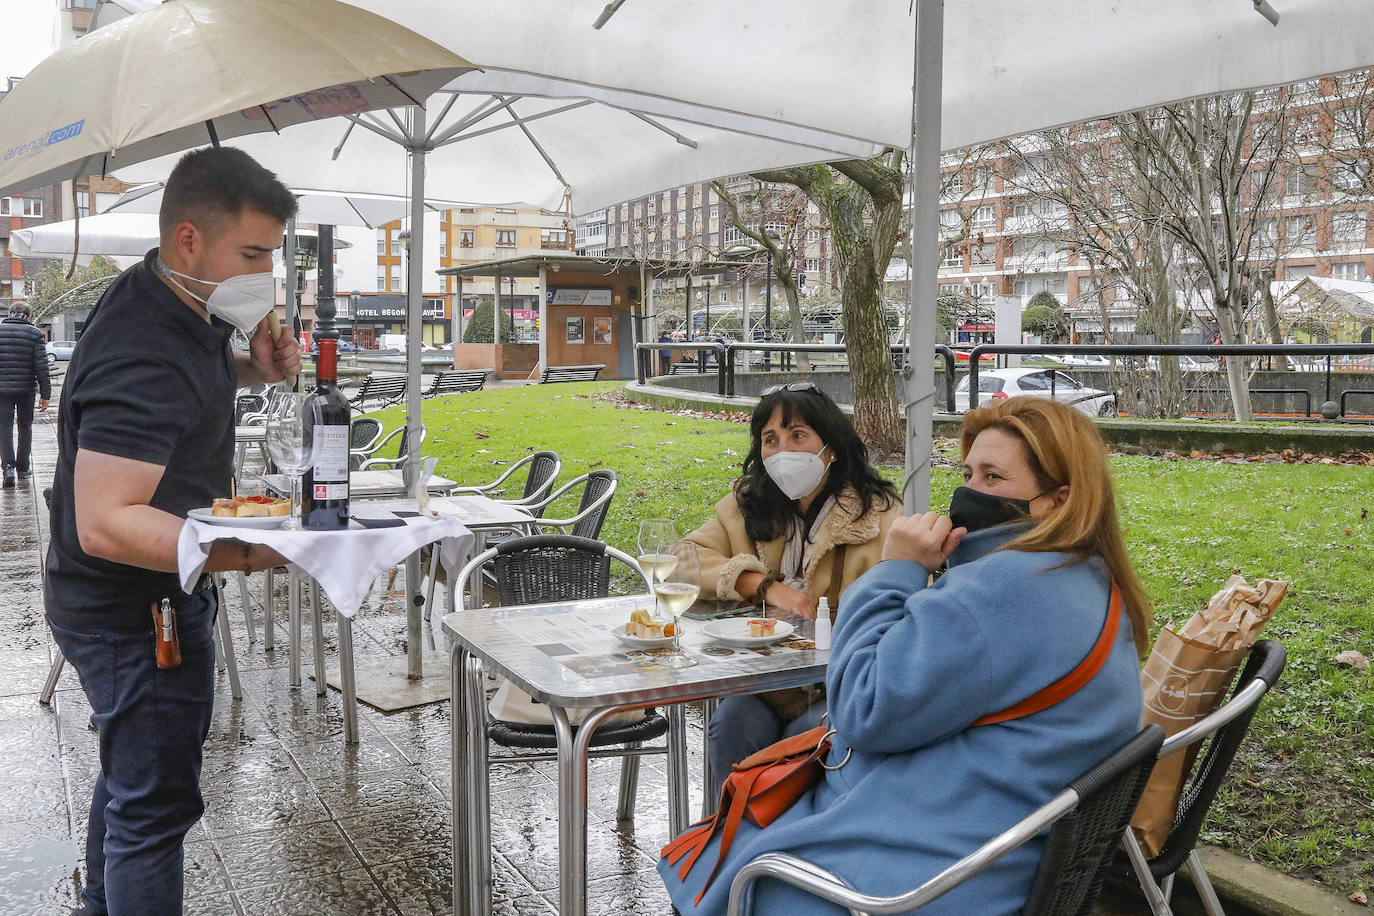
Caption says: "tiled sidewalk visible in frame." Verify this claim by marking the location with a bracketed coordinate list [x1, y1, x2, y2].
[0, 383, 696, 915]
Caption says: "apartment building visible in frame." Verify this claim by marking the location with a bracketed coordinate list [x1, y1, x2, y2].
[574, 177, 835, 332]
[372, 206, 572, 343]
[935, 72, 1374, 343]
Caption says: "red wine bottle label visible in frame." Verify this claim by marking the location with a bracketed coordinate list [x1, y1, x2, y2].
[312, 426, 348, 483]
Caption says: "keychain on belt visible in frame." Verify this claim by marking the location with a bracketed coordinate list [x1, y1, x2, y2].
[151, 597, 182, 669]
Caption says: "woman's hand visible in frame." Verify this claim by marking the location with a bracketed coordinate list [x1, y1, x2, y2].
[764, 582, 817, 619]
[881, 512, 966, 570]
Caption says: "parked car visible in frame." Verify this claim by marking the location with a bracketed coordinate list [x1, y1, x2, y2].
[306, 339, 363, 355]
[951, 347, 995, 363]
[45, 340, 77, 363]
[1052, 353, 1115, 370]
[953, 368, 1117, 416]
[1144, 354, 1221, 372]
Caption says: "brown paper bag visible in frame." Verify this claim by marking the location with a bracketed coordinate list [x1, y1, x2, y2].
[1131, 627, 1249, 856]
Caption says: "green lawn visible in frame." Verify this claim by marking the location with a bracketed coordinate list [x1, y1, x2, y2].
[374, 381, 1374, 895]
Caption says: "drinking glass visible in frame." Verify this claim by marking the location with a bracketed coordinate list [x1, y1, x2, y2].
[637, 519, 678, 618]
[265, 390, 312, 529]
[653, 540, 700, 668]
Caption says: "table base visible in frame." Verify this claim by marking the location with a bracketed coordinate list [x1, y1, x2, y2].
[315, 655, 451, 711]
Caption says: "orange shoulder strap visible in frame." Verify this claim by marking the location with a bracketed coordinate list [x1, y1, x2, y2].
[971, 584, 1122, 727]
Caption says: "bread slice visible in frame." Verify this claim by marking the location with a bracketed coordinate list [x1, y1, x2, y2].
[212, 497, 241, 518]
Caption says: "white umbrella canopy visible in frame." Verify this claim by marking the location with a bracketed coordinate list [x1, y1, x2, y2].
[107, 183, 459, 230]
[113, 68, 884, 215]
[9, 212, 159, 262]
[0, 0, 472, 198]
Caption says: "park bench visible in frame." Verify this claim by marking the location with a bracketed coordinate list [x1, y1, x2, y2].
[538, 364, 606, 384]
[424, 368, 491, 398]
[348, 373, 407, 409]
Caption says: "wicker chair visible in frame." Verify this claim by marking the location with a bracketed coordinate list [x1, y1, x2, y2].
[449, 450, 561, 513]
[347, 417, 384, 471]
[1121, 640, 1287, 916]
[726, 724, 1165, 916]
[521, 469, 618, 540]
[356, 425, 426, 471]
[453, 534, 673, 823]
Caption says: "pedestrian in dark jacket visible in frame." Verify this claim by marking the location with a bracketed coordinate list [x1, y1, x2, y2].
[0, 302, 51, 487]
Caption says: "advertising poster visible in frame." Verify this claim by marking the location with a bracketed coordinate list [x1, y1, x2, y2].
[566, 316, 585, 344]
[592, 316, 613, 345]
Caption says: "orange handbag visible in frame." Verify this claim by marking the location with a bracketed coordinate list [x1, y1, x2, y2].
[660, 585, 1122, 904]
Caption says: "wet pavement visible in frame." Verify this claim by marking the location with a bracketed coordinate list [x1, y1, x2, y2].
[0, 374, 695, 915]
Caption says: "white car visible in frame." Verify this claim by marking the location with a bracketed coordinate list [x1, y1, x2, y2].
[953, 368, 1117, 416]
[45, 340, 77, 363]
[1052, 353, 1115, 370]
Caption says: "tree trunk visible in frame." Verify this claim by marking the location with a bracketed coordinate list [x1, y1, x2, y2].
[840, 255, 902, 455]
[1215, 301, 1254, 421]
[777, 262, 811, 371]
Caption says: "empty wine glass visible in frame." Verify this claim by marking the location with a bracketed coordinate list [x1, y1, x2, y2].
[637, 519, 678, 618]
[653, 540, 700, 669]
[265, 390, 312, 529]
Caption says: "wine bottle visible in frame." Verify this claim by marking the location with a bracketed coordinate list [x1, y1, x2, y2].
[301, 337, 351, 530]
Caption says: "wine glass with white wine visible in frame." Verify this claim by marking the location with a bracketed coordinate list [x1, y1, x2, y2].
[653, 540, 700, 668]
[637, 519, 678, 617]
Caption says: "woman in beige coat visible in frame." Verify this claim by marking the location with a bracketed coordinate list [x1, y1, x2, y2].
[685, 382, 901, 788]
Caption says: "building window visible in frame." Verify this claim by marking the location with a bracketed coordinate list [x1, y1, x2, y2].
[1285, 164, 1319, 197]
[804, 258, 820, 273]
[1285, 216, 1316, 248]
[13, 197, 42, 218]
[496, 229, 516, 247]
[940, 245, 963, 268]
[940, 209, 961, 230]
[709, 205, 719, 219]
[718, 289, 729, 304]
[943, 171, 964, 196]
[377, 234, 386, 255]
[1333, 212, 1367, 242]
[1333, 161, 1368, 192]
[723, 226, 744, 245]
[377, 268, 386, 291]
[1332, 261, 1367, 280]
[460, 228, 474, 247]
[540, 228, 568, 248]
[0, 198, 9, 216]
[1285, 264, 1316, 280]
[971, 205, 995, 229]
[439, 240, 447, 257]
[495, 207, 516, 214]
[75, 190, 90, 218]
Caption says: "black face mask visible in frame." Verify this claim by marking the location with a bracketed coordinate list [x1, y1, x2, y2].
[948, 485, 1036, 533]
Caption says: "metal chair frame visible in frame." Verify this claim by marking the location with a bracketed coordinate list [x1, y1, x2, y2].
[356, 425, 427, 471]
[348, 416, 384, 471]
[519, 469, 618, 540]
[1121, 639, 1287, 916]
[452, 534, 671, 823]
[449, 450, 562, 510]
[726, 725, 1165, 916]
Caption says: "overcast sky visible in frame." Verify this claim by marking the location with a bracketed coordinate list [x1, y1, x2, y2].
[0, 0, 55, 82]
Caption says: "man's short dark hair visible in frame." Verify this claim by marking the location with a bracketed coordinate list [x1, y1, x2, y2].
[159, 146, 297, 241]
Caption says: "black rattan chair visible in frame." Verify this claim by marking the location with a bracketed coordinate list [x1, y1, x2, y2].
[1121, 639, 1287, 916]
[347, 417, 383, 471]
[522, 469, 618, 540]
[453, 534, 672, 823]
[449, 450, 561, 515]
[356, 424, 425, 471]
[726, 724, 1165, 916]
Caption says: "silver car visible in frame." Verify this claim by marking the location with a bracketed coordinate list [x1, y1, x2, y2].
[953, 368, 1117, 416]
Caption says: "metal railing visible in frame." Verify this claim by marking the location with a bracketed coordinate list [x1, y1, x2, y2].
[634, 341, 958, 412]
[966, 343, 1374, 415]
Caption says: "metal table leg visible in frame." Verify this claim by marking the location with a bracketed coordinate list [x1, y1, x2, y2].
[666, 703, 691, 837]
[288, 568, 302, 687]
[557, 705, 620, 916]
[406, 552, 423, 678]
[450, 645, 470, 916]
[214, 589, 243, 702]
[337, 610, 358, 745]
[461, 650, 492, 916]
[262, 566, 276, 652]
[235, 571, 256, 644]
[701, 696, 721, 817]
[310, 579, 326, 697]
[39, 653, 64, 706]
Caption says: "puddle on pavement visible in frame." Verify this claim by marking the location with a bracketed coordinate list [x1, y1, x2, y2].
[0, 834, 81, 913]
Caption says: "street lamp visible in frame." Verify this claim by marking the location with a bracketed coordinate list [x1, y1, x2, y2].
[349, 289, 360, 346]
[291, 235, 319, 348]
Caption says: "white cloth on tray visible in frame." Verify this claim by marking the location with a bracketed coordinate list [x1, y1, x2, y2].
[177, 512, 474, 618]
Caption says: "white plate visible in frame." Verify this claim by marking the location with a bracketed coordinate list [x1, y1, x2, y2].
[187, 507, 288, 529]
[700, 618, 796, 648]
[609, 624, 676, 649]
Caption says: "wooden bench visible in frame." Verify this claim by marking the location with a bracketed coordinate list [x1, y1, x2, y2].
[348, 373, 407, 409]
[424, 368, 491, 398]
[668, 361, 707, 375]
[538, 364, 607, 384]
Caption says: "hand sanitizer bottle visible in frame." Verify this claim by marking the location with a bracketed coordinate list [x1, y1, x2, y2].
[815, 597, 832, 651]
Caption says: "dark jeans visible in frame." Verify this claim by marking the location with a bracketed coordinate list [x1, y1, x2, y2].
[707, 694, 828, 794]
[0, 391, 35, 472]
[47, 590, 218, 916]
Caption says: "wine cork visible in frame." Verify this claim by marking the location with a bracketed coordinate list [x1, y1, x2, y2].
[265, 311, 297, 388]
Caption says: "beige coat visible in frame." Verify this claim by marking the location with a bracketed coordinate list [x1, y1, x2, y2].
[686, 485, 902, 609]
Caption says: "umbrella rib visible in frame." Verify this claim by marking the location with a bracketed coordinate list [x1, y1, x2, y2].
[345, 113, 407, 146]
[432, 99, 593, 149]
[501, 97, 570, 190]
[428, 96, 514, 147]
[628, 112, 699, 149]
[259, 105, 282, 134]
[422, 92, 465, 145]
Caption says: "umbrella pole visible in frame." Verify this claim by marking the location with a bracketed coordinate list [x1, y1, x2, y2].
[405, 106, 426, 493]
[285, 219, 299, 391]
[904, 0, 943, 514]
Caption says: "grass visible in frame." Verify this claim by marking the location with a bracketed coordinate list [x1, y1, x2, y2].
[374, 381, 1374, 896]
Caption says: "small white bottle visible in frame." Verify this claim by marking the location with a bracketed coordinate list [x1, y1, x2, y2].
[815, 597, 833, 651]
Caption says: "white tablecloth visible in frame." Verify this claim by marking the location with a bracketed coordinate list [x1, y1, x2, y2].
[177, 513, 474, 617]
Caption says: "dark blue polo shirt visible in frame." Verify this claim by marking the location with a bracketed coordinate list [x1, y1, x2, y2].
[45, 249, 238, 629]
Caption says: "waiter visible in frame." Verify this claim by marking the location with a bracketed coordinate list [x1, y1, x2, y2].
[45, 146, 299, 916]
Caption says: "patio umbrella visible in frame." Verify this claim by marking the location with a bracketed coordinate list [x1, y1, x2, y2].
[106, 183, 462, 231]
[9, 212, 160, 263]
[0, 0, 472, 199]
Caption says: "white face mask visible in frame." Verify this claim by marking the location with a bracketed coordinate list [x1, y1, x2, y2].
[158, 257, 275, 334]
[763, 444, 831, 500]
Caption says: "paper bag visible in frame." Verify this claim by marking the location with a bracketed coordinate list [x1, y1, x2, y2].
[1131, 626, 1249, 857]
[489, 678, 645, 729]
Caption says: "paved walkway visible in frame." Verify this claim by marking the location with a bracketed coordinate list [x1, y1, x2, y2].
[0, 374, 695, 915]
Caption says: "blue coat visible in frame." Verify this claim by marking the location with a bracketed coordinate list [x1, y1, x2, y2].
[659, 523, 1144, 915]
